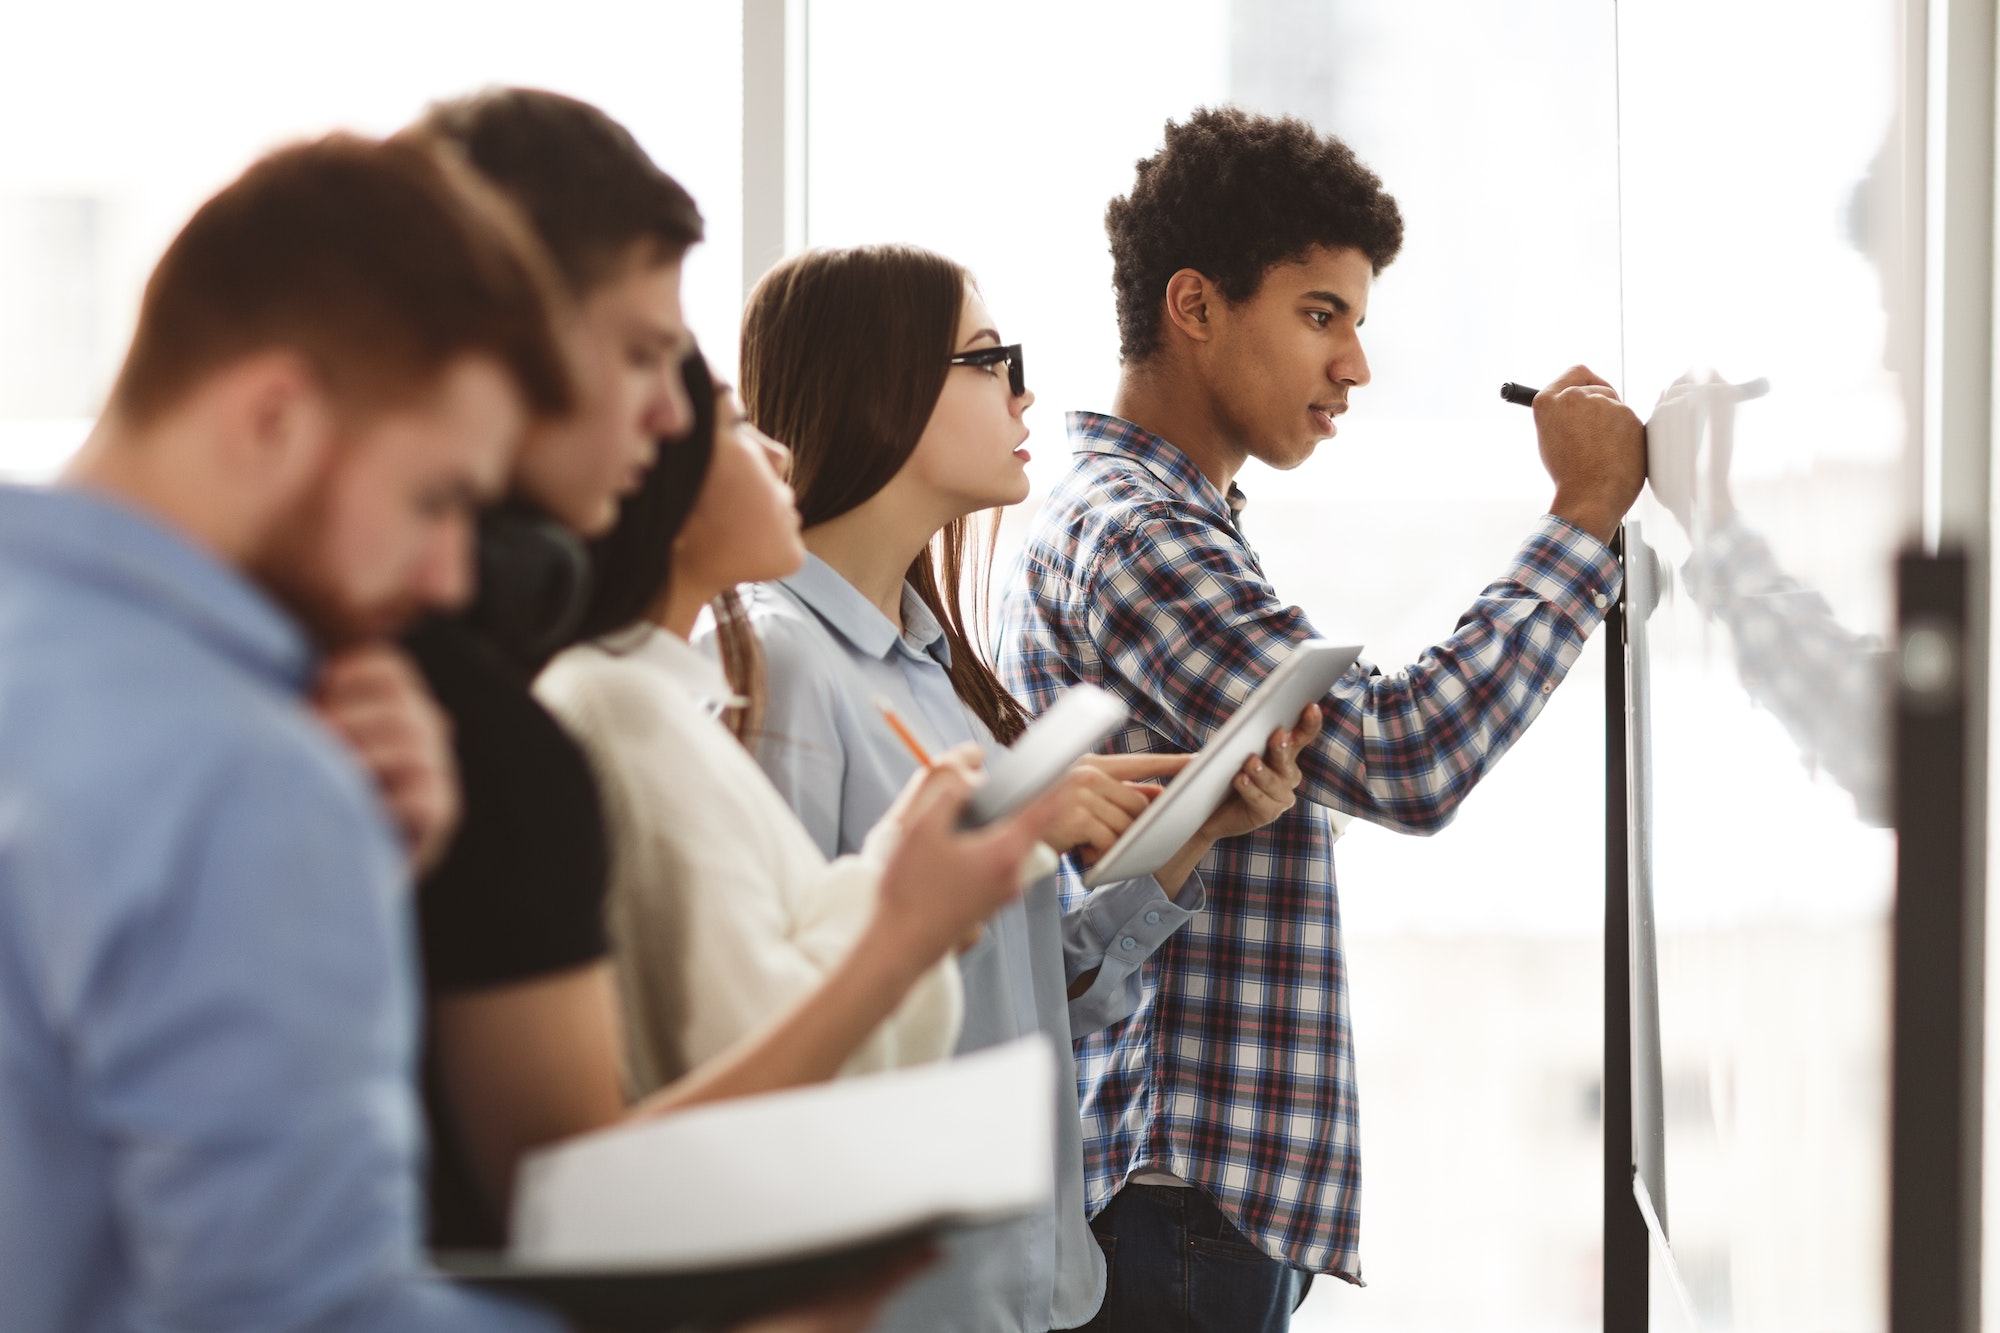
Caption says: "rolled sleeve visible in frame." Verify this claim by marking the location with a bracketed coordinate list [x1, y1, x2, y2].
[1083, 507, 1621, 836]
[1512, 515, 1623, 634]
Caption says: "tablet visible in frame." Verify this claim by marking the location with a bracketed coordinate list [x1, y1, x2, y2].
[1080, 640, 1361, 887]
[961, 683, 1128, 828]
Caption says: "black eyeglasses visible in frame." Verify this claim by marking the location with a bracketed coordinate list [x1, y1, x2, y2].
[947, 343, 1026, 398]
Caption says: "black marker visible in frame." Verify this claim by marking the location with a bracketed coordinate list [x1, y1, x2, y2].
[1501, 376, 1770, 407]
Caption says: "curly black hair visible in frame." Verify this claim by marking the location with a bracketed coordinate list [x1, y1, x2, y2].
[1106, 106, 1404, 363]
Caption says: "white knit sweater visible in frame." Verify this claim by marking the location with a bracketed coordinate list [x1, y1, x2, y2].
[536, 627, 962, 1096]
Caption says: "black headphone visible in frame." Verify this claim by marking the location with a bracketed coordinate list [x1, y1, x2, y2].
[464, 501, 592, 674]
[466, 350, 717, 671]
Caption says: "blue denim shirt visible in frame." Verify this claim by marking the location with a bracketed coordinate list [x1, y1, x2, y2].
[0, 485, 560, 1333]
[721, 554, 1204, 1333]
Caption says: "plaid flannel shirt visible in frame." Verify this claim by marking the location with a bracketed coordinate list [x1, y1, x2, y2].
[996, 411, 1623, 1279]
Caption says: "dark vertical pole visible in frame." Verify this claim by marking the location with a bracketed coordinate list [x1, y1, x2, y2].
[1604, 525, 1648, 1331]
[1890, 548, 1983, 1333]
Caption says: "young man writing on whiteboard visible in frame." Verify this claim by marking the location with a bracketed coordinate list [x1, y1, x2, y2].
[997, 106, 1647, 1331]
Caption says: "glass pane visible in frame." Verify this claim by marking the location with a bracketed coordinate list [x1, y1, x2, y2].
[1617, 0, 1912, 1325]
[0, 0, 744, 480]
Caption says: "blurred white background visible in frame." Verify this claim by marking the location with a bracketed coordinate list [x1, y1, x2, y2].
[0, 1, 745, 476]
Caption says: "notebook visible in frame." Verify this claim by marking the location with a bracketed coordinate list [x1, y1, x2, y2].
[442, 1035, 1056, 1329]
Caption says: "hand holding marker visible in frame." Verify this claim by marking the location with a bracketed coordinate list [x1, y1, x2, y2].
[1499, 373, 1768, 620]
[1498, 377, 1769, 406]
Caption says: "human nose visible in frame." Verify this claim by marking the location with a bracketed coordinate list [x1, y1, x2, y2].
[1336, 334, 1371, 388]
[1016, 385, 1036, 416]
[421, 519, 475, 612]
[648, 360, 694, 440]
[759, 433, 793, 482]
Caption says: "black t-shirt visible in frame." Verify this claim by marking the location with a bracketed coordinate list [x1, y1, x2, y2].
[406, 613, 610, 1249]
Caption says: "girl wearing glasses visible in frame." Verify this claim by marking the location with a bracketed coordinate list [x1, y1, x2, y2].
[725, 244, 1320, 1333]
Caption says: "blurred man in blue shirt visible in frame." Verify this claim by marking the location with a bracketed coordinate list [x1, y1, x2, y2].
[0, 134, 576, 1332]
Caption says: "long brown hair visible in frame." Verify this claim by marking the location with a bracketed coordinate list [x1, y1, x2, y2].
[741, 244, 1029, 744]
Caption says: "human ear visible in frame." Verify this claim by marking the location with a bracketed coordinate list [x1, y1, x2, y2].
[221, 350, 338, 506]
[1163, 269, 1215, 344]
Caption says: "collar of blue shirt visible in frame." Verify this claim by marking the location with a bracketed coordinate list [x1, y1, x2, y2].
[778, 551, 952, 668]
[1066, 410, 1250, 527]
[0, 484, 314, 692]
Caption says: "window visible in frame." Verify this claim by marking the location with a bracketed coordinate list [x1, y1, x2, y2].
[0, 0, 745, 479]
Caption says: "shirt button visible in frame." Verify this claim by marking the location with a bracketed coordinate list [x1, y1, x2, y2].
[1145, 910, 1163, 925]
[1593, 591, 1610, 609]
[1121, 936, 1138, 950]
[1542, 682, 1555, 694]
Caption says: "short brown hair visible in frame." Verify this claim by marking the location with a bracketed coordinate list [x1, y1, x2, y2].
[742, 245, 1030, 745]
[107, 133, 574, 428]
[1108, 106, 1404, 362]
[412, 88, 703, 295]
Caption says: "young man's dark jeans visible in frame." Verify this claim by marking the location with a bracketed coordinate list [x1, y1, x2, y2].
[1070, 1184, 1314, 1332]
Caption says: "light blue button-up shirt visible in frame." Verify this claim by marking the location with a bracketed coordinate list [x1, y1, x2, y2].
[724, 554, 1203, 1333]
[0, 485, 561, 1333]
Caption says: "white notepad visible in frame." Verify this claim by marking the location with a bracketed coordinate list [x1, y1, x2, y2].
[963, 683, 1127, 827]
[1080, 640, 1362, 887]
[508, 1035, 1056, 1271]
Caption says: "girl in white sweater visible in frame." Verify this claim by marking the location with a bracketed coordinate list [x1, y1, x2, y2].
[537, 354, 1041, 1097]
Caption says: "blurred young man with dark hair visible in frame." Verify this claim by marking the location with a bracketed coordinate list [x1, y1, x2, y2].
[387, 87, 704, 1250]
[407, 87, 705, 537]
[1000, 107, 1647, 1330]
[0, 133, 574, 1333]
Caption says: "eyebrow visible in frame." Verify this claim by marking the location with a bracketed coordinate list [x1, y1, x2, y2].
[1303, 289, 1365, 327]
[961, 327, 1002, 349]
[632, 320, 688, 351]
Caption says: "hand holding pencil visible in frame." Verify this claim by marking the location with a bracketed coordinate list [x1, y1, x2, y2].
[869, 700, 1056, 955]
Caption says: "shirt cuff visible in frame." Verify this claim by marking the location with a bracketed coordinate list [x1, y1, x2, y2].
[1068, 965, 1147, 1035]
[1065, 872, 1202, 1033]
[1060, 870, 1202, 986]
[1516, 514, 1624, 631]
